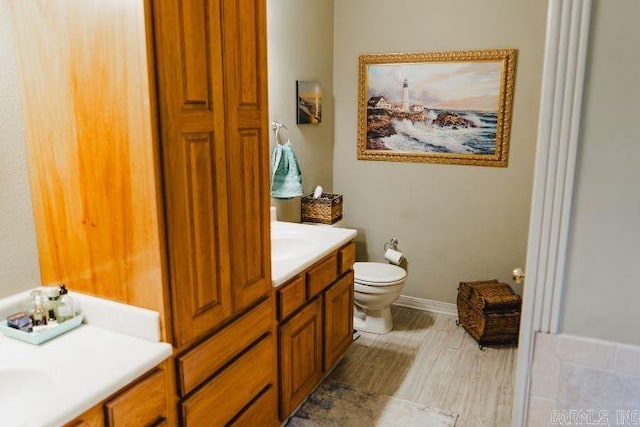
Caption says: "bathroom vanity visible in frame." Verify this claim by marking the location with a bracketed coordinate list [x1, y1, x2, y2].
[9, 0, 356, 424]
[10, 0, 274, 425]
[0, 292, 172, 426]
[270, 221, 356, 420]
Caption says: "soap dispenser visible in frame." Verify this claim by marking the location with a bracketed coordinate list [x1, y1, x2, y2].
[46, 287, 61, 322]
[57, 285, 75, 322]
[31, 290, 48, 331]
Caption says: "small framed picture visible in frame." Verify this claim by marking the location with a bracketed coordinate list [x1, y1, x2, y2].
[297, 80, 322, 124]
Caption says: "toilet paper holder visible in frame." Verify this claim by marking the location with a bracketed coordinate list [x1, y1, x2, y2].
[384, 238, 399, 251]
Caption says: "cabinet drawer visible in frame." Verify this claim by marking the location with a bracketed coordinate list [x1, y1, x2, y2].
[277, 275, 305, 320]
[64, 403, 104, 427]
[306, 253, 338, 298]
[338, 242, 355, 274]
[229, 386, 277, 427]
[181, 335, 275, 427]
[105, 369, 166, 427]
[177, 299, 272, 395]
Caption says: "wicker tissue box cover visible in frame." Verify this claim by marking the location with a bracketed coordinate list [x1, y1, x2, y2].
[456, 279, 522, 346]
[301, 193, 343, 224]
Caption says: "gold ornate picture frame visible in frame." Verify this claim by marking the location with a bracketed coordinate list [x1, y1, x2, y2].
[358, 49, 517, 167]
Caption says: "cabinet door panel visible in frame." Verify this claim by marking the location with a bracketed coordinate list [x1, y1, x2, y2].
[279, 297, 323, 420]
[221, 0, 272, 312]
[153, 0, 232, 347]
[324, 272, 354, 371]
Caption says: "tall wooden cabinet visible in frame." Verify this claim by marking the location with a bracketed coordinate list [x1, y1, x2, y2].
[10, 0, 275, 425]
[152, 0, 271, 349]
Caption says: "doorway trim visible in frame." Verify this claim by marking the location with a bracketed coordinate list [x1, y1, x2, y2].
[511, 0, 592, 425]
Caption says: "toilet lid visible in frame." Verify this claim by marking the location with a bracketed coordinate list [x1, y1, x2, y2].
[354, 262, 406, 285]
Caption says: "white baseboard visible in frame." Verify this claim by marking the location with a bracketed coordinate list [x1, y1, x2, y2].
[394, 295, 457, 317]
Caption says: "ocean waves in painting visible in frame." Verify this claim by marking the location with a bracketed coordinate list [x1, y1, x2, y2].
[380, 110, 497, 155]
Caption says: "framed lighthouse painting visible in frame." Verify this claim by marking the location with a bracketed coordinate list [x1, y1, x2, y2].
[357, 49, 517, 167]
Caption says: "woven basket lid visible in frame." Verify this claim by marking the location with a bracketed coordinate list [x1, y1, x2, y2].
[354, 262, 406, 285]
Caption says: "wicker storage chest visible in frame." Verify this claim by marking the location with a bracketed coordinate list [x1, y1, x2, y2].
[301, 193, 343, 224]
[456, 279, 521, 348]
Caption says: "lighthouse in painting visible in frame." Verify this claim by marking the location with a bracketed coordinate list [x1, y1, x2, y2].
[401, 78, 409, 112]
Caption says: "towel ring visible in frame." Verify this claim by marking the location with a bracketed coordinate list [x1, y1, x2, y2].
[271, 121, 289, 146]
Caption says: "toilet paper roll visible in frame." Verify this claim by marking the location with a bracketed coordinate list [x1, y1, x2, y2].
[384, 248, 404, 265]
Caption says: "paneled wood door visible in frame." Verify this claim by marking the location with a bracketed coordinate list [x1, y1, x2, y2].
[153, 0, 232, 348]
[323, 271, 354, 371]
[279, 297, 323, 419]
[220, 0, 272, 312]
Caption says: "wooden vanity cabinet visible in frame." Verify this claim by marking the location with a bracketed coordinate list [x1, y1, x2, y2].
[153, 0, 271, 349]
[11, 0, 275, 425]
[65, 365, 169, 427]
[155, 0, 276, 423]
[276, 242, 355, 420]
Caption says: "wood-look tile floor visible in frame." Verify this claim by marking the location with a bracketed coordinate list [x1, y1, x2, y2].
[327, 306, 517, 427]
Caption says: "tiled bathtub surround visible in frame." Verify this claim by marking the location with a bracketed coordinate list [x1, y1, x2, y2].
[527, 332, 640, 426]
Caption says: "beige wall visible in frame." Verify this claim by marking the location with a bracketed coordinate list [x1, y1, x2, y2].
[333, 0, 547, 303]
[267, 0, 334, 222]
[0, 2, 41, 297]
[561, 0, 640, 346]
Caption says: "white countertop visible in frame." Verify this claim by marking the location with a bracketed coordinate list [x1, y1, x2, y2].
[0, 219, 355, 425]
[0, 292, 172, 427]
[271, 221, 357, 287]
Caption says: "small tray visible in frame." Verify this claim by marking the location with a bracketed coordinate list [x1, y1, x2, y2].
[0, 314, 84, 345]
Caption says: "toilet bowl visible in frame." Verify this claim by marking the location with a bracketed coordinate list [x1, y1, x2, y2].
[353, 262, 407, 334]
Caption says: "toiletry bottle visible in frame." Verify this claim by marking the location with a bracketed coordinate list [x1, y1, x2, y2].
[57, 285, 75, 322]
[31, 290, 48, 330]
[46, 287, 60, 322]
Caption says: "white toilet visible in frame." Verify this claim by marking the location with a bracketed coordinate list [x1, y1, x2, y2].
[353, 262, 407, 334]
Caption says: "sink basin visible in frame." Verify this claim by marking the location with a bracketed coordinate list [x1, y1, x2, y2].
[270, 221, 357, 287]
[0, 367, 54, 414]
[271, 236, 317, 261]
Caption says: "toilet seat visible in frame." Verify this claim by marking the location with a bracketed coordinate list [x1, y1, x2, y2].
[354, 281, 405, 295]
[355, 277, 406, 287]
[354, 262, 406, 287]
